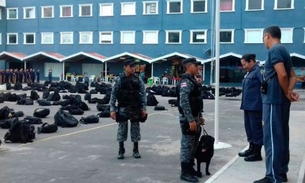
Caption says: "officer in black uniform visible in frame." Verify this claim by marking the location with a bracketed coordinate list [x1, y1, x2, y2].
[177, 58, 204, 182]
[110, 58, 147, 159]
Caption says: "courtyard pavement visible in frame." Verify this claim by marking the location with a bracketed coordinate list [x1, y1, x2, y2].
[0, 86, 304, 183]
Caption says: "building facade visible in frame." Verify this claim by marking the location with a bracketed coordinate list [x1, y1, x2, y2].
[0, 0, 304, 84]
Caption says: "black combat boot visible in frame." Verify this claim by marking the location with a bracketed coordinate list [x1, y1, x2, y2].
[180, 162, 198, 182]
[133, 142, 141, 159]
[238, 142, 254, 157]
[244, 144, 262, 162]
[117, 142, 125, 159]
[253, 177, 273, 183]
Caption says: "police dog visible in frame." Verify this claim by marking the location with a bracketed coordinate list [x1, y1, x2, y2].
[195, 132, 215, 177]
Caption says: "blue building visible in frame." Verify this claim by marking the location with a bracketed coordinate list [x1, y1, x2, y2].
[0, 0, 304, 85]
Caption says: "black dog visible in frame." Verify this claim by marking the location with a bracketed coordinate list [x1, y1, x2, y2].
[195, 133, 215, 177]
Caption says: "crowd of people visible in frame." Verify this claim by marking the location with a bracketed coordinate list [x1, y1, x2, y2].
[0, 68, 40, 84]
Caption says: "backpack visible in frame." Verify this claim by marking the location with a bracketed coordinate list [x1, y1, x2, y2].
[33, 108, 50, 118]
[37, 99, 52, 106]
[0, 106, 14, 120]
[4, 120, 35, 143]
[30, 90, 40, 100]
[54, 109, 79, 127]
[23, 116, 43, 124]
[84, 93, 91, 101]
[0, 117, 18, 129]
[80, 115, 99, 124]
[147, 93, 159, 106]
[97, 104, 110, 112]
[38, 123, 58, 133]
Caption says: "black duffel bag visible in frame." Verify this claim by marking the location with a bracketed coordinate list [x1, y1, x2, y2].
[23, 116, 43, 124]
[38, 123, 58, 133]
[54, 109, 78, 127]
[33, 108, 50, 118]
[80, 115, 99, 124]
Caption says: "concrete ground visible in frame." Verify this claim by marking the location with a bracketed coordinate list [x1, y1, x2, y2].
[0, 87, 304, 183]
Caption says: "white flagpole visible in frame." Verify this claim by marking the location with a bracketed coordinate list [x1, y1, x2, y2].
[214, 0, 220, 145]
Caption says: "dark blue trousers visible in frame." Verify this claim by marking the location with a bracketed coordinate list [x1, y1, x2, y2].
[263, 104, 290, 183]
[244, 110, 263, 145]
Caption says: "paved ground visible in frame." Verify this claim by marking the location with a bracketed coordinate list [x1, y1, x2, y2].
[0, 87, 304, 183]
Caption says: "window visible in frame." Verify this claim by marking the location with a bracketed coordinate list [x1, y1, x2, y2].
[246, 0, 264, 10]
[281, 28, 293, 43]
[41, 6, 54, 18]
[0, 33, 2, 44]
[41, 32, 54, 44]
[60, 32, 73, 44]
[100, 3, 113, 16]
[167, 0, 183, 14]
[60, 5, 73, 17]
[23, 7, 35, 19]
[7, 8, 18, 19]
[0, 9, 2, 19]
[190, 30, 207, 43]
[79, 32, 93, 44]
[304, 28, 305, 43]
[143, 1, 158, 15]
[99, 32, 113, 44]
[220, 30, 234, 43]
[244, 29, 263, 43]
[120, 31, 135, 44]
[275, 0, 294, 9]
[79, 4, 92, 17]
[166, 30, 182, 44]
[143, 31, 158, 44]
[220, 0, 235, 11]
[23, 33, 35, 44]
[191, 0, 207, 13]
[121, 2, 136, 15]
[7, 33, 18, 44]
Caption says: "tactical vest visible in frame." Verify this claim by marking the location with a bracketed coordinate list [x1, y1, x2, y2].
[177, 74, 203, 117]
[117, 74, 141, 107]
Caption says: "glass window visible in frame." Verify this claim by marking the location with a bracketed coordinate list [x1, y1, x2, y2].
[79, 4, 92, 17]
[220, 30, 234, 43]
[304, 28, 305, 43]
[166, 31, 181, 44]
[121, 31, 135, 44]
[220, 0, 234, 11]
[24, 7, 36, 19]
[100, 3, 113, 16]
[0, 33, 2, 44]
[7, 8, 18, 19]
[79, 32, 93, 44]
[244, 29, 263, 43]
[191, 0, 207, 13]
[24, 33, 35, 44]
[281, 28, 293, 43]
[190, 30, 207, 43]
[121, 2, 136, 15]
[143, 31, 158, 44]
[60, 32, 73, 44]
[143, 1, 158, 15]
[99, 32, 113, 44]
[7, 33, 18, 44]
[41, 6, 54, 18]
[41, 32, 54, 44]
[167, 0, 182, 14]
[0, 9, 2, 20]
[60, 5, 73, 17]
[275, 0, 294, 9]
[246, 0, 263, 10]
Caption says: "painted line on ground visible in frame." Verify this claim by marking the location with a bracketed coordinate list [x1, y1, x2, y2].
[18, 112, 164, 147]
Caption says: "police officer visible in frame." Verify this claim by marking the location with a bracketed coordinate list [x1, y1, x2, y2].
[110, 58, 147, 160]
[177, 58, 204, 182]
[239, 54, 263, 162]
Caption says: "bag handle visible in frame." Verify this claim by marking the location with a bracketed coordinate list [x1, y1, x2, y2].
[200, 125, 208, 138]
[34, 108, 47, 113]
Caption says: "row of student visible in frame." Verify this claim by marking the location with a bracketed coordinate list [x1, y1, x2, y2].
[0, 68, 40, 84]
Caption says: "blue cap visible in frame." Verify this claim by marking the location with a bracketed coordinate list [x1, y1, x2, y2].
[123, 58, 135, 66]
[182, 58, 201, 65]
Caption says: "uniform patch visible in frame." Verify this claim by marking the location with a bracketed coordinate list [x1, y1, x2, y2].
[180, 82, 187, 87]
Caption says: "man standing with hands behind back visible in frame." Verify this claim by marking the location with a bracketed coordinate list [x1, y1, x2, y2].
[254, 25, 299, 183]
[177, 58, 204, 183]
[110, 58, 147, 160]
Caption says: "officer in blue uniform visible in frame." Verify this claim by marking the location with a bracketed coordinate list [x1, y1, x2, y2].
[239, 53, 263, 162]
[177, 58, 204, 183]
[110, 58, 147, 160]
[254, 26, 299, 183]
